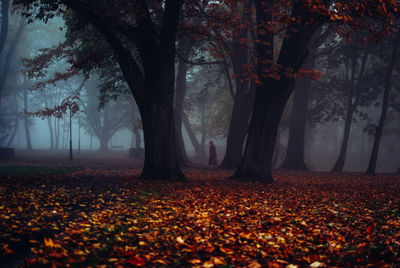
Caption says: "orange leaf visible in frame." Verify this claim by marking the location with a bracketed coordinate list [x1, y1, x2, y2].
[126, 256, 146, 266]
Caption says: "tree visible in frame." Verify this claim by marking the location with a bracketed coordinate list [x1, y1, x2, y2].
[80, 79, 136, 152]
[279, 26, 333, 171]
[174, 39, 193, 165]
[0, 0, 10, 57]
[330, 48, 370, 172]
[184, 63, 225, 159]
[0, 15, 25, 100]
[231, 0, 398, 182]
[366, 31, 400, 175]
[215, 1, 256, 169]
[15, 0, 186, 180]
[230, 1, 322, 182]
[0, 14, 27, 147]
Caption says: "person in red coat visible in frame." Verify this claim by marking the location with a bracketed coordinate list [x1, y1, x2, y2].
[208, 140, 218, 168]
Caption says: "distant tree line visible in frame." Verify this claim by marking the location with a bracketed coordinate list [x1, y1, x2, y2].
[3, 0, 399, 181]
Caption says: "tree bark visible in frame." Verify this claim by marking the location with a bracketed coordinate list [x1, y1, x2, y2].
[220, 92, 253, 169]
[231, 1, 320, 182]
[220, 55, 255, 169]
[366, 33, 400, 175]
[279, 74, 311, 171]
[139, 79, 184, 180]
[220, 1, 255, 169]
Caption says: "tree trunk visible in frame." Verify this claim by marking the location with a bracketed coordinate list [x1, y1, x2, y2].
[99, 135, 109, 151]
[366, 33, 400, 175]
[47, 117, 54, 150]
[65, 0, 185, 180]
[6, 112, 18, 147]
[62, 119, 67, 150]
[231, 1, 319, 182]
[54, 117, 59, 150]
[219, 46, 255, 168]
[220, 89, 254, 169]
[220, 8, 255, 169]
[0, 18, 24, 100]
[331, 51, 368, 172]
[272, 127, 282, 169]
[200, 105, 207, 152]
[139, 81, 184, 180]
[331, 105, 354, 172]
[134, 129, 141, 149]
[89, 134, 93, 150]
[231, 79, 292, 182]
[279, 59, 314, 171]
[23, 89, 32, 151]
[182, 113, 207, 158]
[174, 41, 191, 165]
[0, 0, 9, 57]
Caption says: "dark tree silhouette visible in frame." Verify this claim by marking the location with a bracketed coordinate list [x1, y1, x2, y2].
[366, 32, 400, 175]
[16, 0, 186, 180]
[231, 1, 322, 182]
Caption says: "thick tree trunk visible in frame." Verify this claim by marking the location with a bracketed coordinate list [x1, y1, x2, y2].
[220, 10, 255, 169]
[366, 34, 400, 175]
[65, 0, 184, 180]
[138, 54, 184, 180]
[0, 0, 9, 57]
[220, 90, 254, 169]
[47, 117, 54, 150]
[279, 60, 314, 171]
[231, 1, 319, 182]
[99, 135, 109, 152]
[231, 79, 292, 182]
[139, 84, 184, 180]
[182, 113, 207, 158]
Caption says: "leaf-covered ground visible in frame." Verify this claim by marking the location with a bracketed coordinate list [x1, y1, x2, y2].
[0, 167, 399, 267]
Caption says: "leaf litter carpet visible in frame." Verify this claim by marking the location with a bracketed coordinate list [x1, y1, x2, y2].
[0, 168, 399, 267]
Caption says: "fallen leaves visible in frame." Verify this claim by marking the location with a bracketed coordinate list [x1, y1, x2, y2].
[0, 169, 399, 266]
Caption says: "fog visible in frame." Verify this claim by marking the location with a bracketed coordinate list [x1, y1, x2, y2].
[1, 10, 399, 174]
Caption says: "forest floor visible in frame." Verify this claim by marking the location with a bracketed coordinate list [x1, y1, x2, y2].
[0, 151, 399, 267]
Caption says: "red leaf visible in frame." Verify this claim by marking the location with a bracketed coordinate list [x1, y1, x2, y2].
[126, 256, 146, 266]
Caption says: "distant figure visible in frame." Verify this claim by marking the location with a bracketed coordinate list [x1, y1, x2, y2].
[208, 140, 218, 168]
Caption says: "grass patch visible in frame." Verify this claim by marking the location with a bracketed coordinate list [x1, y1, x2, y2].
[0, 165, 84, 176]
